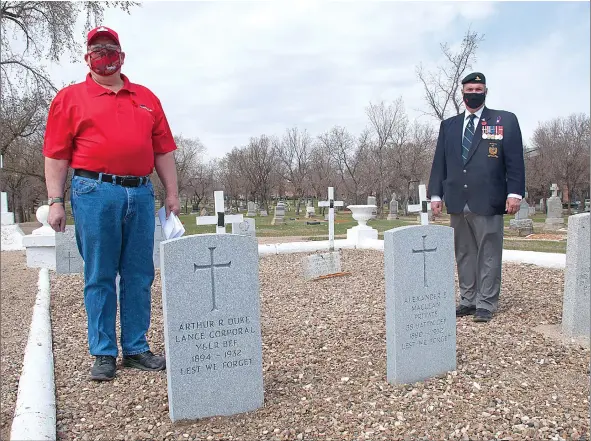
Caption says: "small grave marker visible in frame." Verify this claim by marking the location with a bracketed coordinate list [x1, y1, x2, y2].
[55, 226, 84, 274]
[232, 218, 256, 237]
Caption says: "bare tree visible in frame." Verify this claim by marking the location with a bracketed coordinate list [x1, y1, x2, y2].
[388, 121, 437, 211]
[235, 135, 278, 210]
[277, 127, 311, 214]
[150, 135, 206, 212]
[365, 97, 406, 215]
[0, 133, 46, 221]
[218, 151, 246, 209]
[0, 92, 48, 158]
[529, 113, 590, 214]
[187, 161, 215, 213]
[416, 28, 485, 121]
[319, 126, 369, 204]
[1, 1, 139, 96]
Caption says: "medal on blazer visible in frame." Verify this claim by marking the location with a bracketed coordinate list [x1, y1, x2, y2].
[483, 125, 504, 140]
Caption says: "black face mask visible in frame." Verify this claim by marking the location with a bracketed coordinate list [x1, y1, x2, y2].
[463, 92, 486, 109]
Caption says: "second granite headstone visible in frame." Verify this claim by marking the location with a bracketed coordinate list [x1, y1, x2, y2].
[384, 224, 456, 384]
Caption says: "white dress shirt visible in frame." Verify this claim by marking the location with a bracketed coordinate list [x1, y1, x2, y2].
[431, 108, 522, 203]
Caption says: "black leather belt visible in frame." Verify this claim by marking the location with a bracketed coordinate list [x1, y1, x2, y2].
[74, 169, 150, 187]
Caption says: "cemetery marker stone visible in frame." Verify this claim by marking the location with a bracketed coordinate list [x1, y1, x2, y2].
[303, 252, 343, 280]
[55, 226, 84, 274]
[562, 212, 590, 338]
[545, 183, 564, 230]
[232, 218, 256, 238]
[246, 202, 257, 217]
[384, 224, 456, 384]
[387, 194, 399, 220]
[160, 234, 263, 422]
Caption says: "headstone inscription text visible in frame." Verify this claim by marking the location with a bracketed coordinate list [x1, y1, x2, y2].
[384, 225, 456, 384]
[160, 234, 263, 422]
[303, 252, 342, 280]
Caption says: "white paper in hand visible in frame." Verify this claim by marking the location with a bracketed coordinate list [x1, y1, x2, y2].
[157, 207, 185, 240]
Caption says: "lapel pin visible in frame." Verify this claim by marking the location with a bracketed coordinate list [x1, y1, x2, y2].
[496, 116, 501, 124]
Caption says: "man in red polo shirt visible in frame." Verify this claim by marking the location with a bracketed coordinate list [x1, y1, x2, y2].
[43, 26, 180, 381]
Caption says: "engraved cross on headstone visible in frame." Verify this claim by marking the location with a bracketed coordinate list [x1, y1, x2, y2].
[66, 251, 77, 272]
[412, 235, 437, 287]
[196, 190, 243, 234]
[194, 246, 231, 312]
[550, 183, 559, 198]
[318, 186, 344, 251]
[407, 184, 431, 225]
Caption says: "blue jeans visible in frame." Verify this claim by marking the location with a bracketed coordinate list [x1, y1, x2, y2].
[70, 174, 156, 357]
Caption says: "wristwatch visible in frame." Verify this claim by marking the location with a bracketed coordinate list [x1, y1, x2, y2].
[48, 197, 64, 206]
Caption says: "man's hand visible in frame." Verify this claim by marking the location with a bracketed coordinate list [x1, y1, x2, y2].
[165, 194, 181, 219]
[48, 204, 66, 232]
[505, 197, 521, 215]
[431, 201, 443, 216]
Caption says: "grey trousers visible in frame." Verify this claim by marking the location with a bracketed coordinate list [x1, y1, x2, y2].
[450, 205, 504, 312]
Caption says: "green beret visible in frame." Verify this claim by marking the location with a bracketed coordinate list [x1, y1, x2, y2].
[461, 72, 486, 85]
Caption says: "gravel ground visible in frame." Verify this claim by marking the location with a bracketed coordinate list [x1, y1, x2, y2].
[0, 251, 42, 439]
[39, 250, 591, 440]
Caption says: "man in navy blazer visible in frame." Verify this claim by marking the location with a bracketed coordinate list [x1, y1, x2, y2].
[427, 72, 525, 323]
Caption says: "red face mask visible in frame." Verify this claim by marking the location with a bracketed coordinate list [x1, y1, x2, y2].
[87, 45, 122, 76]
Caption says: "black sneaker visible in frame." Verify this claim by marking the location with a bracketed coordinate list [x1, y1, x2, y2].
[123, 350, 166, 371]
[456, 305, 476, 317]
[91, 355, 116, 381]
[473, 309, 493, 323]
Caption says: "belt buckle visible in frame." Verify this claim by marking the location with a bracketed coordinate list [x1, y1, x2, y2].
[121, 176, 140, 187]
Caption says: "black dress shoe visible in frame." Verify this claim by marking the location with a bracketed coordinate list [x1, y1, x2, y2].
[123, 350, 166, 371]
[91, 355, 116, 381]
[473, 308, 493, 322]
[456, 305, 476, 317]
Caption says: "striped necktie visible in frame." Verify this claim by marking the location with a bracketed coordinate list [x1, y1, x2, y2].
[462, 114, 477, 164]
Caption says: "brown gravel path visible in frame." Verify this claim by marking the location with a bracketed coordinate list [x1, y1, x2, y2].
[1, 251, 42, 440]
[44, 251, 591, 440]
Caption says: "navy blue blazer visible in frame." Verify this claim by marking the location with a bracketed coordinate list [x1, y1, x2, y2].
[427, 106, 526, 216]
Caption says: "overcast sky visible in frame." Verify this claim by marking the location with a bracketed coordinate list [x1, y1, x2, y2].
[47, 1, 590, 160]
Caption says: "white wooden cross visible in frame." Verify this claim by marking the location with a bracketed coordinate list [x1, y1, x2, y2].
[318, 186, 344, 251]
[196, 190, 243, 234]
[407, 184, 430, 226]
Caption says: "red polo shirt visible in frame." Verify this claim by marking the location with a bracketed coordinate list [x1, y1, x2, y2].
[43, 73, 176, 176]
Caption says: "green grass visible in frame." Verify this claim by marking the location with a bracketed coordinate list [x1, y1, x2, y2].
[503, 239, 566, 254]
[180, 212, 417, 237]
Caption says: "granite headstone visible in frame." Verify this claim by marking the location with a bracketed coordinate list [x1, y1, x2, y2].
[246, 202, 257, 217]
[561, 213, 590, 338]
[384, 225, 456, 384]
[545, 183, 564, 230]
[160, 234, 263, 422]
[55, 225, 84, 274]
